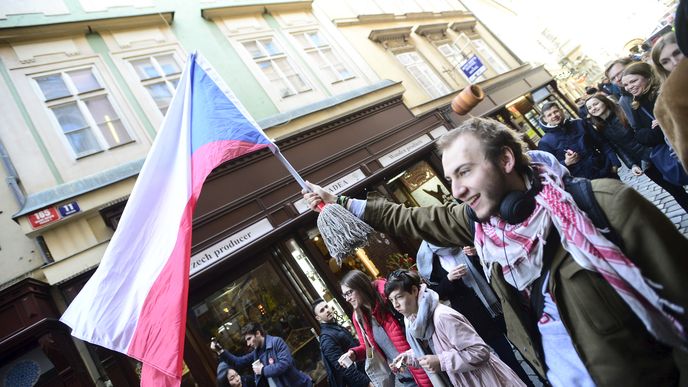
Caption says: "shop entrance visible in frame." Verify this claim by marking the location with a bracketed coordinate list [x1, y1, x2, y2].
[188, 238, 351, 386]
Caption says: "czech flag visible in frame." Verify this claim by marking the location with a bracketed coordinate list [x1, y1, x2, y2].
[60, 52, 274, 386]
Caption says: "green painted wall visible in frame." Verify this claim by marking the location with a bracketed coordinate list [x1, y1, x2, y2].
[0, 59, 63, 184]
[86, 33, 157, 139]
[165, 0, 279, 119]
[0, 0, 279, 120]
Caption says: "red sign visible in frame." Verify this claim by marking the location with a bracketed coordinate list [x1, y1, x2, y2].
[28, 207, 60, 229]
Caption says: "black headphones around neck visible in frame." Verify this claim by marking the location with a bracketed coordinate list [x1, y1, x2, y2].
[466, 167, 542, 225]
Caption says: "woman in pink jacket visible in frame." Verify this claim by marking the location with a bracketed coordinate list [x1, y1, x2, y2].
[338, 270, 431, 387]
[386, 269, 526, 387]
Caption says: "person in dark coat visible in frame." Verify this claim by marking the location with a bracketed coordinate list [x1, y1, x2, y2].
[416, 241, 536, 387]
[537, 102, 620, 179]
[311, 299, 371, 387]
[605, 57, 638, 127]
[585, 93, 688, 212]
[212, 322, 313, 387]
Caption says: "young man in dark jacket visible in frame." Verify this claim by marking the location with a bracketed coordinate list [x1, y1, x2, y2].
[312, 299, 371, 387]
[538, 102, 620, 179]
[302, 117, 688, 387]
[212, 322, 312, 387]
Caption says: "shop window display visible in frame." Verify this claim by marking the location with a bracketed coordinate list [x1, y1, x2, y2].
[191, 261, 325, 383]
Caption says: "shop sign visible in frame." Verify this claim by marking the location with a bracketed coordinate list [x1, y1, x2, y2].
[58, 201, 80, 217]
[190, 218, 273, 275]
[378, 135, 432, 167]
[429, 125, 449, 139]
[461, 55, 487, 83]
[293, 169, 366, 214]
[28, 207, 60, 229]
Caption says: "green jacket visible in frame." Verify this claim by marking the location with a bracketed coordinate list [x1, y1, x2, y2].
[363, 178, 688, 387]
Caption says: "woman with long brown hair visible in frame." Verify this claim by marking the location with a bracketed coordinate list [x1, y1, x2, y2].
[585, 92, 688, 211]
[651, 32, 685, 80]
[621, 62, 688, 195]
[338, 270, 431, 387]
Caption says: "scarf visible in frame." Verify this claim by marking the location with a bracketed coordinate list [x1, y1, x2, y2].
[405, 285, 450, 387]
[417, 241, 502, 317]
[473, 150, 686, 349]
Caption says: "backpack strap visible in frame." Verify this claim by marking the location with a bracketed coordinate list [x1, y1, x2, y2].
[563, 176, 626, 252]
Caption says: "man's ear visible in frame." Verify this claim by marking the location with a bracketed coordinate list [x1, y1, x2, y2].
[501, 146, 516, 174]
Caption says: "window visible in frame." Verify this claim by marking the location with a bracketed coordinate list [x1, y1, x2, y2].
[129, 53, 182, 115]
[34, 68, 132, 158]
[395, 51, 451, 98]
[242, 37, 311, 98]
[436, 40, 486, 83]
[293, 31, 354, 84]
[471, 38, 509, 74]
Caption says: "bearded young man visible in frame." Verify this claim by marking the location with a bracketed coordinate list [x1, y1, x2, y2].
[302, 117, 688, 387]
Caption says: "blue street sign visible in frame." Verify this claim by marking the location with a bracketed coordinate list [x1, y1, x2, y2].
[58, 201, 80, 217]
[460, 55, 487, 83]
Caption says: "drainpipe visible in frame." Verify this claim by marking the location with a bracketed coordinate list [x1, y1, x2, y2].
[0, 139, 25, 206]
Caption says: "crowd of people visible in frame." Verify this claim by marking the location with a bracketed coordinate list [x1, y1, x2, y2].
[210, 9, 688, 387]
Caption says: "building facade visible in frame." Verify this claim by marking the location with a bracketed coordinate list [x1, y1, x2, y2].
[0, 1, 571, 386]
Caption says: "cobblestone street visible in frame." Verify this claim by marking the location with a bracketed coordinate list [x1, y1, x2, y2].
[618, 167, 688, 235]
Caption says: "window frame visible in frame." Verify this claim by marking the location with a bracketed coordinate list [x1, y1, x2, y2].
[291, 29, 356, 86]
[32, 65, 134, 159]
[127, 51, 183, 116]
[394, 49, 452, 99]
[239, 35, 313, 99]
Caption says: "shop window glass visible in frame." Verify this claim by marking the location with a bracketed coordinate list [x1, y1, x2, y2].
[191, 261, 322, 382]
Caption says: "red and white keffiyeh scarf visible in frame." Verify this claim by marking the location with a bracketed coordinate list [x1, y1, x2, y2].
[474, 150, 686, 349]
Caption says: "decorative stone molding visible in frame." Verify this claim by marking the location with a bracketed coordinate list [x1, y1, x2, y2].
[368, 26, 412, 49]
[201, 0, 312, 20]
[414, 23, 448, 38]
[112, 27, 166, 49]
[450, 20, 477, 32]
[11, 39, 80, 64]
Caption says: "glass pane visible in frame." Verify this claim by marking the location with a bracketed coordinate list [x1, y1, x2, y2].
[51, 103, 88, 133]
[145, 82, 173, 110]
[35, 74, 70, 100]
[191, 261, 322, 381]
[259, 61, 294, 97]
[66, 128, 101, 156]
[260, 38, 282, 56]
[275, 58, 309, 92]
[294, 34, 311, 49]
[67, 68, 101, 93]
[396, 52, 412, 65]
[84, 96, 131, 146]
[97, 119, 130, 146]
[169, 78, 180, 89]
[307, 31, 328, 47]
[84, 95, 117, 124]
[51, 104, 100, 155]
[155, 54, 181, 75]
[131, 58, 160, 80]
[242, 41, 264, 59]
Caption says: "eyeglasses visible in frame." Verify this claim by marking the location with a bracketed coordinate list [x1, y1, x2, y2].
[343, 289, 355, 299]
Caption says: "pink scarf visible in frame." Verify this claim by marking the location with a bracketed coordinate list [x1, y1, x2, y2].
[474, 150, 686, 349]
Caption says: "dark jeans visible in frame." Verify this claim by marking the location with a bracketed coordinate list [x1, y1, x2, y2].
[645, 165, 688, 213]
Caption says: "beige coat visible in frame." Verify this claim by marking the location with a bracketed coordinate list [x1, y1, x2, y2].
[431, 303, 525, 387]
